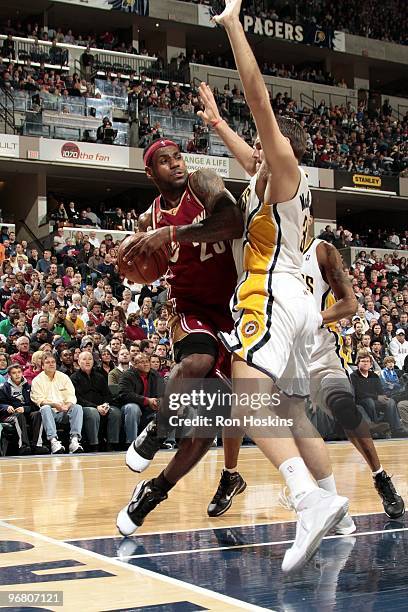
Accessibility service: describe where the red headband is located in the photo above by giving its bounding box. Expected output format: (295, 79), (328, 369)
(143, 139), (179, 167)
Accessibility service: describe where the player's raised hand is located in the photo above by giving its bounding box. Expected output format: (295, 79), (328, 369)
(212, 0), (242, 27)
(197, 83), (222, 126)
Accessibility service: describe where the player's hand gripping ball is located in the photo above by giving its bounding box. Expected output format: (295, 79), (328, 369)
(118, 233), (169, 284)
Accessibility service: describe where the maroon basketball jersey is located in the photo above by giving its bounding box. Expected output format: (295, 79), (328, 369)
(151, 174), (237, 312)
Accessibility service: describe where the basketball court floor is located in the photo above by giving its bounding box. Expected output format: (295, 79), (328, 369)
(0, 442), (407, 611)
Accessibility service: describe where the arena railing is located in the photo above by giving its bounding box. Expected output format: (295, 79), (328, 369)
(0, 34), (157, 79)
(311, 88), (358, 109)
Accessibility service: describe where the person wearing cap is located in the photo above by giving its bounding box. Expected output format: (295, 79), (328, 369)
(4, 288), (26, 314)
(389, 329), (408, 370)
(51, 306), (74, 342)
(0, 308), (20, 338)
(395, 294), (405, 315)
(68, 308), (86, 334)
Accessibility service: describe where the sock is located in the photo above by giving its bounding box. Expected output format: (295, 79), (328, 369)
(224, 466), (237, 474)
(372, 465), (384, 477)
(152, 471), (175, 494)
(279, 457), (317, 507)
(317, 473), (337, 494)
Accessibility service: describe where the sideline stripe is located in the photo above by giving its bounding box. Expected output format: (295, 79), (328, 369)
(67, 511), (397, 542)
(113, 525), (408, 560)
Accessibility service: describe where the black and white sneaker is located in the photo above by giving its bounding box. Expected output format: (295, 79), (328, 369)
(207, 470), (247, 517)
(116, 480), (168, 536)
(126, 419), (166, 473)
(374, 471), (405, 519)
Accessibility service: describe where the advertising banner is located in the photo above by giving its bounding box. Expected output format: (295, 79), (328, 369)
(39, 139), (130, 168)
(243, 16), (333, 48)
(182, 153), (230, 178)
(334, 171), (398, 194)
(52, 0), (111, 8)
(0, 134), (19, 158)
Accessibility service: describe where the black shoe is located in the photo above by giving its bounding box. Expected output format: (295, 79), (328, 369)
(19, 444), (32, 456)
(116, 479), (168, 536)
(207, 470), (247, 517)
(31, 445), (50, 455)
(374, 471), (405, 519)
(126, 419), (166, 472)
(391, 428), (408, 438)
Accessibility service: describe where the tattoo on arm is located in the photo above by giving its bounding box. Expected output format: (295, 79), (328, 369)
(189, 169), (227, 214)
(323, 243), (354, 301)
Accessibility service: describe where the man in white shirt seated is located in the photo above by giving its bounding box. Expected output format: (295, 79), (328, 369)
(30, 353), (84, 454)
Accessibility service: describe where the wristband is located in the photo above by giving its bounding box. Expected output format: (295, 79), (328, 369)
(210, 118), (224, 129)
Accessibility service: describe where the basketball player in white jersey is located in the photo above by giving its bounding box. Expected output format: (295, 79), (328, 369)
(198, 80), (405, 521)
(211, 0), (348, 572)
(302, 226), (405, 518)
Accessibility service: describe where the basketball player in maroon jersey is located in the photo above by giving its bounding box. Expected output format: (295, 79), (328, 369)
(117, 138), (246, 535)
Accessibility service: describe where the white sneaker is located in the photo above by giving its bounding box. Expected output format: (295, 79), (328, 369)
(279, 486), (355, 535)
(69, 436), (83, 454)
(51, 438), (65, 454)
(335, 513), (356, 535)
(126, 439), (151, 473)
(281, 488), (349, 573)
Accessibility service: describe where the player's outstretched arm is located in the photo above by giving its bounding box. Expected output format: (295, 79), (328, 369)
(127, 169), (244, 256)
(198, 82), (256, 176)
(318, 242), (358, 325)
(214, 1), (299, 193)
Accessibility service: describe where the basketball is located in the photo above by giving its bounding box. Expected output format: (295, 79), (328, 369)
(118, 233), (169, 284)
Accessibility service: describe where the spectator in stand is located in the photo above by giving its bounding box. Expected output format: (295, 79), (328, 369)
(117, 352), (164, 445)
(350, 351), (407, 437)
(36, 249), (52, 274)
(4, 288), (26, 314)
(23, 350), (44, 384)
(381, 356), (402, 397)
(71, 351), (122, 451)
(30, 353), (84, 454)
(108, 347), (130, 387)
(124, 313), (146, 342)
(0, 365), (35, 455)
(389, 329), (408, 369)
(1, 34), (15, 60)
(11, 336), (32, 368)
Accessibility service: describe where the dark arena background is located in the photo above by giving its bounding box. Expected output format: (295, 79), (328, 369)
(0, 0), (407, 609)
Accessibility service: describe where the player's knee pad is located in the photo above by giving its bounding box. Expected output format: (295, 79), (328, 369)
(326, 391), (362, 430)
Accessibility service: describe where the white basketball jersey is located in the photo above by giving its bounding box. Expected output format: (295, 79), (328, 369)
(301, 237), (342, 360)
(233, 167), (312, 282)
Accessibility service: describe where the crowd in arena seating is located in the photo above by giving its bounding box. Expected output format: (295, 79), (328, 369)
(0, 47), (406, 175)
(181, 0), (408, 45)
(0, 14), (407, 176)
(135, 83), (408, 176)
(0, 20), (142, 55)
(0, 217), (407, 455)
(189, 48), (341, 87)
